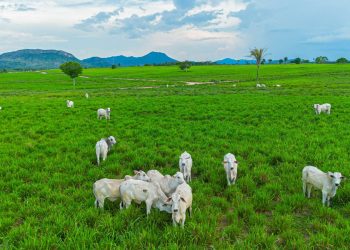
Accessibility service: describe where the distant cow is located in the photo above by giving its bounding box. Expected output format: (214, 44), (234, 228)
(314, 103), (331, 115)
(85, 93), (89, 99)
(223, 153), (238, 186)
(147, 170), (185, 196)
(167, 182), (193, 228)
(66, 100), (74, 108)
(96, 136), (117, 165)
(179, 151), (192, 182)
(97, 108), (111, 120)
(302, 166), (344, 206)
(93, 170), (150, 209)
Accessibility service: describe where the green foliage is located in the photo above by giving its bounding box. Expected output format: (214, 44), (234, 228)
(179, 61), (191, 71)
(315, 56), (329, 64)
(279, 59), (283, 64)
(336, 57), (349, 64)
(59, 61), (83, 86)
(111, 64), (117, 69)
(1, 64), (350, 248)
(292, 58), (302, 64)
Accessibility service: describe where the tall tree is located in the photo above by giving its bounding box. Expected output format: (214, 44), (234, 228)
(315, 56), (328, 64)
(336, 57), (348, 64)
(179, 61), (191, 72)
(60, 62), (83, 86)
(284, 57), (288, 64)
(249, 48), (267, 84)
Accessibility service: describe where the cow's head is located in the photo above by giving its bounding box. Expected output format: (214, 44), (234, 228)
(328, 172), (344, 187)
(134, 170), (150, 182)
(173, 172), (185, 184)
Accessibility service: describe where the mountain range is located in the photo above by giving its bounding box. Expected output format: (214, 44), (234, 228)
(0, 49), (263, 70)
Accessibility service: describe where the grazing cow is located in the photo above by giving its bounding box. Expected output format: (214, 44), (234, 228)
(223, 153), (238, 186)
(85, 93), (89, 99)
(256, 84), (261, 88)
(93, 170), (150, 209)
(302, 166), (344, 206)
(119, 179), (169, 216)
(66, 100), (74, 108)
(314, 103), (331, 115)
(147, 170), (185, 196)
(179, 151), (192, 182)
(167, 183), (193, 228)
(96, 136), (117, 165)
(97, 108), (111, 120)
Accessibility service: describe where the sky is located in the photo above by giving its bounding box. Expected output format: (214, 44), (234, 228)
(0, 0), (349, 61)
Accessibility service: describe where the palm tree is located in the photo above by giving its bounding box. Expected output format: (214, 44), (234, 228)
(249, 48), (267, 84)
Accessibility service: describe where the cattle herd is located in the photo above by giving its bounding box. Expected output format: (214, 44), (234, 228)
(64, 95), (343, 228)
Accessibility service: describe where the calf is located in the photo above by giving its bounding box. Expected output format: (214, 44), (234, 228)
(97, 108), (111, 120)
(223, 153), (238, 186)
(302, 166), (344, 206)
(147, 170), (185, 196)
(314, 103), (331, 115)
(119, 179), (169, 216)
(96, 136), (117, 165)
(167, 183), (193, 228)
(93, 170), (150, 209)
(179, 151), (192, 182)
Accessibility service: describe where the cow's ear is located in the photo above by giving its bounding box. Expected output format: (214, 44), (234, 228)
(134, 170), (139, 175)
(341, 176), (346, 180)
(166, 197), (172, 202)
(180, 197), (186, 203)
(328, 172), (335, 178)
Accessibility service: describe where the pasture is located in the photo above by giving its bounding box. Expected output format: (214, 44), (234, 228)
(1, 64), (350, 249)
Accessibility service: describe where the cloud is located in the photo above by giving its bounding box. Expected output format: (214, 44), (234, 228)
(0, 3), (36, 12)
(75, 0), (247, 39)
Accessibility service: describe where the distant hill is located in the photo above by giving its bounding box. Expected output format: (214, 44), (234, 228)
(82, 52), (178, 67)
(215, 58), (256, 65)
(215, 58), (287, 65)
(0, 49), (79, 70)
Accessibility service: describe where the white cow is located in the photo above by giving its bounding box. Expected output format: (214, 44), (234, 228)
(223, 153), (238, 186)
(314, 103), (331, 115)
(96, 136), (117, 165)
(93, 170), (150, 209)
(97, 108), (111, 120)
(302, 166), (344, 206)
(85, 93), (89, 99)
(119, 179), (169, 216)
(66, 100), (74, 108)
(256, 83), (266, 88)
(167, 182), (193, 228)
(179, 151), (192, 182)
(147, 170), (185, 196)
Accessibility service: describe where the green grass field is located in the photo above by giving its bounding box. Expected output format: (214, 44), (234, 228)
(1, 64), (350, 249)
